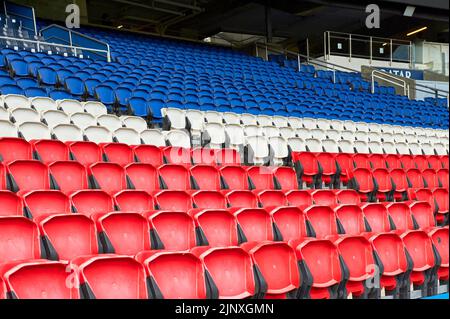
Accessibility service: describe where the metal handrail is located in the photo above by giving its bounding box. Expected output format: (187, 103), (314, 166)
(371, 69), (409, 97)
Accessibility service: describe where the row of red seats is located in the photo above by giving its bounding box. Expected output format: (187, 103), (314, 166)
(0, 228), (447, 299)
(0, 137), (241, 167)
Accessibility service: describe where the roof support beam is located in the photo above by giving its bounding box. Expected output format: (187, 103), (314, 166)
(111, 0), (185, 16)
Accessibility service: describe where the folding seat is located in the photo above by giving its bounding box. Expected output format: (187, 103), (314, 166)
(222, 112), (241, 125)
(30, 139), (69, 164)
(0, 107), (8, 121)
(158, 164), (191, 190)
(0, 216), (40, 263)
(22, 190), (71, 220)
(193, 247), (261, 299)
(140, 129), (166, 147)
(372, 168), (395, 201)
(7, 160), (50, 193)
(353, 153), (372, 169)
(286, 137), (306, 153)
(232, 207), (276, 242)
(136, 251), (207, 299)
(393, 133), (407, 144)
(220, 165), (249, 191)
(70, 190), (114, 217)
(289, 239), (346, 299)
(434, 143), (448, 156)
(312, 190), (338, 208)
(343, 120), (356, 132)
(433, 189), (449, 224)
(214, 148), (241, 166)
(441, 155), (449, 169)
(0, 137), (32, 163)
(113, 189), (153, 212)
(257, 190), (288, 208)
(273, 116), (289, 128)
(305, 205), (341, 239)
(41, 110), (70, 129)
(368, 141), (384, 154)
(288, 117), (302, 129)
(123, 162), (159, 193)
(154, 190), (193, 211)
(354, 132), (369, 143)
(292, 152), (321, 189)
(385, 154), (402, 170)
(257, 115), (274, 127)
(191, 209), (240, 247)
(30, 97), (57, 114)
(302, 118), (317, 130)
(0, 120), (19, 139)
(120, 116), (148, 134)
(50, 123), (84, 143)
(162, 108), (187, 131)
(0, 260), (76, 299)
(165, 130), (191, 148)
(396, 142), (411, 155)
(147, 210), (196, 250)
(191, 191), (227, 210)
(349, 168), (376, 202)
(10, 108), (40, 126)
(224, 124), (246, 150)
(84, 126), (114, 144)
(296, 128), (312, 140)
(268, 206), (308, 242)
(247, 166), (277, 191)
(389, 169), (409, 201)
(310, 129), (327, 141)
(333, 153), (353, 186)
(336, 189), (361, 205)
(322, 139), (339, 154)
(70, 112), (96, 130)
(57, 99), (83, 116)
(18, 122), (51, 142)
(3, 95), (32, 111)
(305, 138), (323, 153)
(368, 131), (382, 142)
(421, 143), (436, 156)
(101, 143), (134, 166)
(369, 154), (387, 169)
(334, 204), (367, 236)
(330, 119), (345, 131)
(70, 255), (148, 299)
(244, 124), (263, 137)
(271, 167), (298, 191)
(204, 111), (223, 124)
(0, 190), (23, 216)
(386, 202), (416, 233)
(437, 169), (449, 189)
(422, 169), (440, 189)
(429, 227), (449, 291)
(337, 140), (355, 153)
(409, 142), (424, 156)
(413, 155), (430, 171)
(405, 168), (426, 189)
(262, 126), (280, 138)
(427, 155), (443, 170)
(83, 101), (108, 117)
(202, 123), (226, 149)
(97, 114), (123, 132)
(340, 131), (355, 142)
(225, 190), (258, 209)
(245, 136), (270, 166)
(188, 165), (221, 191)
(362, 203), (393, 233)
(382, 141), (398, 154)
(89, 162), (127, 195)
(354, 140), (370, 154)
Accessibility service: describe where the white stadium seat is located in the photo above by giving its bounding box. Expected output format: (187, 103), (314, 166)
(396, 142), (411, 155)
(288, 117), (303, 129)
(10, 108), (40, 125)
(354, 140), (370, 154)
(97, 114), (123, 132)
(296, 128), (312, 139)
(326, 129), (341, 141)
(52, 124), (84, 142)
(356, 122), (370, 133)
(338, 140), (354, 153)
(3, 94), (31, 110)
(225, 124), (246, 149)
(322, 139), (339, 153)
(0, 107), (9, 120)
(272, 116), (289, 128)
(245, 136), (270, 165)
(316, 119), (331, 130)
(121, 116), (148, 133)
(41, 110), (70, 129)
(310, 128), (327, 140)
(330, 120), (345, 131)
(83, 101), (108, 117)
(287, 137), (307, 152)
(19, 122), (51, 141)
(305, 138), (322, 153)
(262, 126), (280, 138)
(241, 113), (258, 126)
(354, 131), (369, 142)
(30, 97), (57, 113)
(0, 120), (18, 138)
(433, 143), (448, 156)
(368, 141), (384, 154)
(269, 136), (289, 166)
(166, 129), (191, 148)
(343, 120), (356, 132)
(163, 108), (186, 130)
(368, 132), (382, 142)
(204, 111), (223, 124)
(382, 141), (397, 154)
(84, 126), (114, 144)
(185, 110), (205, 137)
(368, 123), (382, 133)
(70, 112), (97, 130)
(203, 123), (226, 148)
(114, 128), (142, 145)
(244, 125), (263, 137)
(340, 131), (355, 142)
(302, 117), (317, 130)
(58, 99), (84, 115)
(257, 115), (274, 127)
(279, 127), (297, 139)
(381, 132), (395, 143)
(420, 143), (436, 156)
(222, 112), (241, 125)
(393, 133), (407, 143)
(140, 129), (166, 147)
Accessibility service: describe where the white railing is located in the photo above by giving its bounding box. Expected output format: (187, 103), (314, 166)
(0, 35), (111, 62)
(371, 70), (410, 98)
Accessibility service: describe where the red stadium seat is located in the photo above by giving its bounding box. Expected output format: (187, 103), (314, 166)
(192, 191), (227, 209)
(226, 190), (258, 208)
(335, 153), (354, 185)
(414, 188), (434, 207)
(437, 169), (449, 189)
(312, 190), (338, 208)
(389, 169), (409, 201)
(386, 202), (416, 233)
(158, 164), (191, 190)
(136, 251), (207, 299)
(372, 168), (394, 201)
(192, 209), (240, 247)
(0, 138), (32, 163)
(220, 165), (249, 190)
(194, 247), (260, 299)
(243, 241), (300, 299)
(422, 169), (440, 189)
(440, 155), (449, 169)
(233, 208), (275, 242)
(427, 155), (443, 170)
(7, 160), (50, 193)
(414, 155), (431, 171)
(293, 152), (321, 188)
(31, 140), (70, 164)
(433, 188), (449, 224)
(362, 203), (393, 233)
(370, 233), (410, 298)
(290, 239), (345, 299)
(305, 205), (340, 239)
(133, 145), (164, 167)
(353, 154), (372, 169)
(147, 211), (196, 250)
(257, 190), (288, 208)
(162, 146), (191, 166)
(49, 161), (89, 195)
(316, 153), (338, 188)
(67, 141), (102, 166)
(269, 206), (308, 241)
(335, 236), (376, 298)
(384, 154), (402, 170)
(38, 214), (98, 261)
(70, 255), (148, 299)
(22, 190), (71, 219)
(101, 143), (134, 166)
(0, 163), (6, 190)
(247, 166), (276, 190)
(0, 191), (23, 216)
(273, 166), (300, 191)
(400, 155), (417, 170)
(215, 148), (241, 165)
(369, 154), (388, 169)
(350, 168), (376, 202)
(89, 162), (127, 195)
(429, 227), (449, 284)
(285, 190), (313, 210)
(113, 190), (154, 212)
(409, 201), (437, 231)
(0, 216), (40, 263)
(190, 165), (222, 190)
(70, 190), (114, 217)
(1, 261), (76, 299)
(191, 148), (216, 165)
(336, 189), (361, 205)
(93, 212), (151, 255)
(335, 205), (367, 236)
(125, 163), (159, 193)
(154, 190), (193, 211)
(406, 169), (426, 189)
